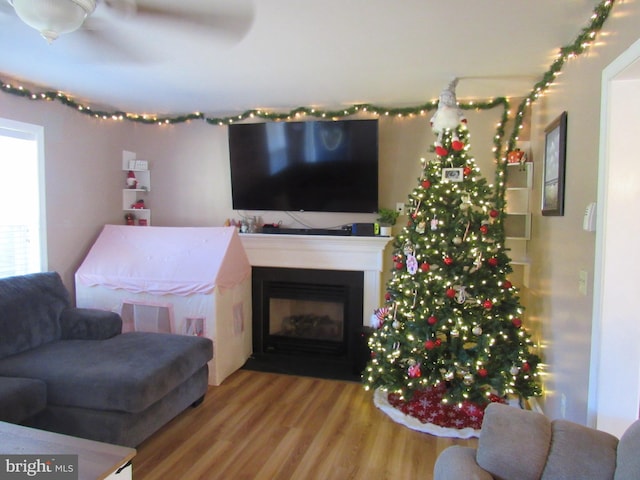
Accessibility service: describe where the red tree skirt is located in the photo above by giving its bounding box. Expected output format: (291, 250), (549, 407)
(374, 383), (505, 438)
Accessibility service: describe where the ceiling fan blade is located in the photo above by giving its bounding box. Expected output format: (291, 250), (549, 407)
(107, 0), (254, 43)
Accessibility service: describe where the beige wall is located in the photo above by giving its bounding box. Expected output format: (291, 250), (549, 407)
(526, 1), (640, 425)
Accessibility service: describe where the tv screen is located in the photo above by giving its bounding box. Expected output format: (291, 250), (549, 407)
(228, 119), (378, 213)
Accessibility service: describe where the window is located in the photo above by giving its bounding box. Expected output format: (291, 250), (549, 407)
(0, 118), (46, 278)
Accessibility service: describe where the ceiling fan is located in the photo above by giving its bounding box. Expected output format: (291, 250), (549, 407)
(6, 0), (253, 44)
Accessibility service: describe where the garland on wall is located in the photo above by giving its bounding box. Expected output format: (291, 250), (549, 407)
(0, 0), (615, 196)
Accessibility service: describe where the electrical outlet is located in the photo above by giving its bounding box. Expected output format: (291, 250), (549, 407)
(396, 202), (405, 214)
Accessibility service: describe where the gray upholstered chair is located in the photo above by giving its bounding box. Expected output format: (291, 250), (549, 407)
(434, 402), (640, 480)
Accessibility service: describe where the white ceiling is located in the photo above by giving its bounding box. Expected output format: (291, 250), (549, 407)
(0, 0), (602, 117)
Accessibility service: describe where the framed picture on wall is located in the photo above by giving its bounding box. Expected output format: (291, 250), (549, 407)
(542, 111), (568, 216)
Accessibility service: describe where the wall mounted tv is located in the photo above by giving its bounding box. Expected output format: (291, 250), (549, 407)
(228, 119), (378, 213)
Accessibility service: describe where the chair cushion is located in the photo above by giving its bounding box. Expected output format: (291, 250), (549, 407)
(0, 332), (212, 413)
(542, 419), (618, 480)
(434, 446), (494, 480)
(0, 376), (47, 423)
(476, 403), (552, 480)
(614, 420), (640, 480)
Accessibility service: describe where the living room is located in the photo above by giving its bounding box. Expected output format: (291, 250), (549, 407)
(1, 1), (640, 478)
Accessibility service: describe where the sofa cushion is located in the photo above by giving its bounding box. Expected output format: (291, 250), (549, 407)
(476, 403), (552, 480)
(614, 420), (640, 480)
(0, 272), (69, 359)
(0, 332), (213, 413)
(541, 419), (618, 480)
(0, 376), (47, 424)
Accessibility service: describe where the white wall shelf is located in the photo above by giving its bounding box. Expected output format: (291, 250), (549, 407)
(504, 153), (533, 287)
(122, 151), (151, 226)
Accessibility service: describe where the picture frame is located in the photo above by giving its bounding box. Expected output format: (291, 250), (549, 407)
(541, 111), (567, 216)
(442, 167), (463, 182)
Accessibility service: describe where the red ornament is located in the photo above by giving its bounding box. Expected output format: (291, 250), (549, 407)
(489, 209), (499, 218)
(420, 262), (430, 272)
(385, 292), (391, 301)
(428, 315), (438, 325)
(435, 338), (442, 347)
(483, 299), (493, 310)
(463, 166), (472, 176)
(487, 257), (499, 267)
(443, 256), (454, 266)
(435, 145), (448, 157)
(446, 288), (456, 298)
(422, 179), (431, 189)
(512, 317), (522, 328)
(477, 368), (488, 378)
(395, 262), (404, 270)
(522, 362), (531, 373)
(452, 140), (464, 151)
(502, 280), (513, 290)
(424, 340), (435, 350)
(479, 225), (489, 235)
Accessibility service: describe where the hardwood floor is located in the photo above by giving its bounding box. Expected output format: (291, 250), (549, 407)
(133, 370), (477, 480)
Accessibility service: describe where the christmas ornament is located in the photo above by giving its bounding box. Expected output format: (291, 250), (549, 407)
(453, 236), (462, 245)
(406, 254), (418, 275)
(463, 166), (472, 176)
(510, 366), (520, 376)
(512, 317), (522, 328)
(424, 340), (436, 350)
(430, 78), (466, 156)
(428, 315), (438, 325)
(455, 286), (468, 304)
(487, 257), (499, 267)
(420, 262), (430, 272)
(479, 225), (489, 235)
(371, 307), (389, 329)
(443, 256), (454, 266)
(431, 218), (439, 230)
(416, 221), (426, 234)
(483, 299), (493, 310)
(489, 209), (499, 218)
(472, 326), (483, 335)
(463, 373), (474, 385)
(422, 179), (431, 189)
(408, 363), (421, 378)
(477, 368), (488, 378)
(502, 280), (513, 290)
(446, 288), (456, 298)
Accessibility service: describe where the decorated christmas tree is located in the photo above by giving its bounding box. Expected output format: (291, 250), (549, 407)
(363, 79), (541, 433)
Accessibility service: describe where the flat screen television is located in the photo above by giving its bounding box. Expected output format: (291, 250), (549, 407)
(228, 119), (378, 213)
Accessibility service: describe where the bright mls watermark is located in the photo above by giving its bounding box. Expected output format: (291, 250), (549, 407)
(0, 455), (78, 480)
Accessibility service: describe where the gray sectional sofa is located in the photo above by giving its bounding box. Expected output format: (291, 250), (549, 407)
(0, 272), (213, 447)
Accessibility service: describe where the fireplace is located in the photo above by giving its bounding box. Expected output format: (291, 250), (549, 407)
(251, 266), (368, 379)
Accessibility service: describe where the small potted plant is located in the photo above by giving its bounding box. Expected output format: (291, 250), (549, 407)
(377, 207), (400, 236)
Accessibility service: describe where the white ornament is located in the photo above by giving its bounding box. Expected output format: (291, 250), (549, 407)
(472, 326), (483, 336)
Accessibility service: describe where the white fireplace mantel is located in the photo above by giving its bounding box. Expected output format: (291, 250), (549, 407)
(239, 233), (393, 325)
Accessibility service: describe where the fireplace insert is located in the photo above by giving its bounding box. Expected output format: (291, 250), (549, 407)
(250, 267), (367, 379)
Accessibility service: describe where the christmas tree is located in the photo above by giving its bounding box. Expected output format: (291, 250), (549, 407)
(363, 79), (541, 432)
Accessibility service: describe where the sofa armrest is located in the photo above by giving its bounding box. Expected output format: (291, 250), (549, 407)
(60, 308), (122, 340)
(434, 446), (494, 480)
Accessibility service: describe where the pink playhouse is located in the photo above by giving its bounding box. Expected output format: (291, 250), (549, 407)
(75, 225), (252, 385)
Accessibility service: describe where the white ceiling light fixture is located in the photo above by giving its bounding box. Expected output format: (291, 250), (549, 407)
(9, 0), (96, 43)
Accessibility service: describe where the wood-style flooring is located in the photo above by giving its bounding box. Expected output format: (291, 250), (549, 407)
(133, 369), (477, 480)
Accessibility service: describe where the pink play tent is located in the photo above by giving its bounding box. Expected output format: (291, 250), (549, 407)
(75, 225), (252, 385)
